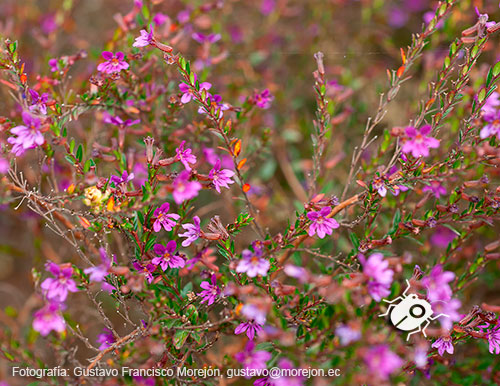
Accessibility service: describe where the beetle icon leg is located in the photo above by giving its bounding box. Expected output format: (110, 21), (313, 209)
(379, 304), (396, 317)
(406, 323), (423, 341)
(401, 279), (411, 296)
(430, 313), (449, 321)
(420, 320), (431, 338)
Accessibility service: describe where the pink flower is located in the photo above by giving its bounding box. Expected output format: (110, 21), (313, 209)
(84, 247), (114, 292)
(133, 29), (153, 48)
(132, 260), (156, 283)
(486, 323), (500, 354)
(179, 78), (211, 104)
(103, 112), (140, 127)
(175, 140), (197, 171)
(97, 51), (129, 74)
(422, 180), (446, 198)
(236, 248), (270, 277)
(153, 202), (180, 232)
(8, 112), (44, 156)
(28, 89), (49, 115)
(235, 341), (271, 372)
(179, 216), (201, 247)
(153, 13), (169, 26)
(172, 171), (202, 204)
(192, 32), (221, 44)
(359, 253), (394, 302)
(401, 125), (440, 158)
(421, 265), (454, 302)
(480, 109), (500, 139)
(48, 58), (58, 72)
(431, 297), (461, 331)
(0, 157), (9, 174)
(432, 336), (454, 356)
(198, 274), (220, 305)
(430, 226), (457, 248)
(32, 303), (65, 336)
(306, 206), (339, 239)
(235, 320), (263, 340)
(363, 345), (403, 380)
(96, 328), (115, 350)
(253, 89), (274, 109)
(481, 91), (500, 114)
(152, 241), (185, 270)
(41, 262), (78, 303)
(335, 324), (361, 346)
(209, 159), (235, 193)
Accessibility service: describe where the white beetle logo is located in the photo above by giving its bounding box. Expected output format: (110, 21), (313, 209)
(379, 280), (449, 341)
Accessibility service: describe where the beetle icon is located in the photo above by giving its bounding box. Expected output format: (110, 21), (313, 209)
(379, 280), (449, 341)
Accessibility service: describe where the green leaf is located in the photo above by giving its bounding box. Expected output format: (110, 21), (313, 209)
(173, 330), (189, 349)
(493, 61), (500, 77)
(76, 144), (83, 162)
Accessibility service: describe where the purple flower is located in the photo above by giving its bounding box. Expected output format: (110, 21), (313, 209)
(133, 29), (154, 47)
(235, 320), (263, 340)
(198, 94), (230, 117)
(241, 304), (267, 325)
(96, 328), (115, 350)
(430, 226), (457, 248)
(359, 253), (394, 302)
(153, 202), (180, 232)
(152, 241), (185, 270)
(192, 32), (221, 44)
(363, 345), (403, 380)
(260, 0), (276, 15)
(84, 248), (114, 292)
(401, 125), (440, 158)
(48, 58), (58, 72)
(179, 78), (211, 104)
(110, 170), (135, 186)
(41, 262), (78, 303)
(177, 9), (191, 24)
(153, 13), (169, 26)
(335, 324), (361, 346)
(202, 147), (233, 168)
(97, 51), (129, 74)
(29, 89), (49, 115)
(0, 157), (9, 174)
(132, 163), (148, 188)
(208, 159), (235, 193)
(421, 265), (454, 302)
(198, 274), (220, 305)
(253, 89), (274, 109)
(482, 91), (500, 114)
(236, 248), (270, 277)
(32, 303), (65, 336)
(486, 323), (500, 354)
(431, 297), (461, 331)
(235, 341), (271, 372)
(179, 216), (201, 247)
(273, 359), (304, 386)
(175, 140), (197, 171)
(172, 170), (202, 204)
(306, 206), (339, 239)
(132, 260), (157, 283)
(422, 180), (446, 198)
(8, 112), (44, 156)
(103, 112), (140, 127)
(432, 336), (454, 356)
(480, 109), (500, 139)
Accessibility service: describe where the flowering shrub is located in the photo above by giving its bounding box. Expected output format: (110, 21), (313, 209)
(1, 0), (500, 385)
